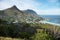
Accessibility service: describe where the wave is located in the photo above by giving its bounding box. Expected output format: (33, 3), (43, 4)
(39, 21), (60, 26)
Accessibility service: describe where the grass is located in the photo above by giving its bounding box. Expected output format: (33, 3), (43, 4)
(39, 23), (60, 39)
(0, 20), (60, 40)
(0, 37), (24, 40)
(33, 29), (53, 40)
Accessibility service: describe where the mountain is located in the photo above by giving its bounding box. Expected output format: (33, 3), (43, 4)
(23, 9), (37, 15)
(0, 5), (43, 23)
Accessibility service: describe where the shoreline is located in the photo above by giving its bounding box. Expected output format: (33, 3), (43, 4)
(39, 21), (60, 26)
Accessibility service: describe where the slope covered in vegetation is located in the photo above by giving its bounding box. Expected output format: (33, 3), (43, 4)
(0, 6), (60, 40)
(0, 19), (60, 40)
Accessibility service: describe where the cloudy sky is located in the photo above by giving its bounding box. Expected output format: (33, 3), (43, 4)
(0, 0), (60, 15)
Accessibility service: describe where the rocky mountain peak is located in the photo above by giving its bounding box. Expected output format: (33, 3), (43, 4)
(10, 5), (19, 10)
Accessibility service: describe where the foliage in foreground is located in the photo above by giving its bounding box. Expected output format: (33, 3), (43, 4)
(0, 19), (57, 40)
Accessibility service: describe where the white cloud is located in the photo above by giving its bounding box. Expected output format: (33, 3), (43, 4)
(0, 0), (41, 10)
(36, 9), (60, 15)
(0, 0), (13, 10)
(0, 0), (60, 15)
(11, 0), (42, 10)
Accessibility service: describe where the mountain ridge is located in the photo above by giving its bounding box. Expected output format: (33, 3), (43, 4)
(0, 5), (43, 23)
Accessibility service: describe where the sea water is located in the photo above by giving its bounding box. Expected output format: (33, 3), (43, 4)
(40, 15), (60, 26)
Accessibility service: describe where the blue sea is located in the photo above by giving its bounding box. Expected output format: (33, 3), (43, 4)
(40, 15), (60, 24)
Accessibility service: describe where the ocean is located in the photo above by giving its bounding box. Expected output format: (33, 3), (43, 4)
(40, 15), (60, 25)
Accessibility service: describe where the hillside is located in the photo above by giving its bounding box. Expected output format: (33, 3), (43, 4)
(0, 5), (43, 23)
(0, 5), (60, 40)
(0, 19), (60, 40)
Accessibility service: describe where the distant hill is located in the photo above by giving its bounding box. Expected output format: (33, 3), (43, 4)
(0, 5), (43, 23)
(23, 9), (37, 15)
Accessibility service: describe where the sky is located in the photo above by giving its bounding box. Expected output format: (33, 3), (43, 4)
(0, 0), (60, 15)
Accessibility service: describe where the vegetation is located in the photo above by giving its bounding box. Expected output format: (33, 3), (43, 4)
(0, 6), (43, 23)
(0, 5), (60, 40)
(0, 19), (60, 40)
